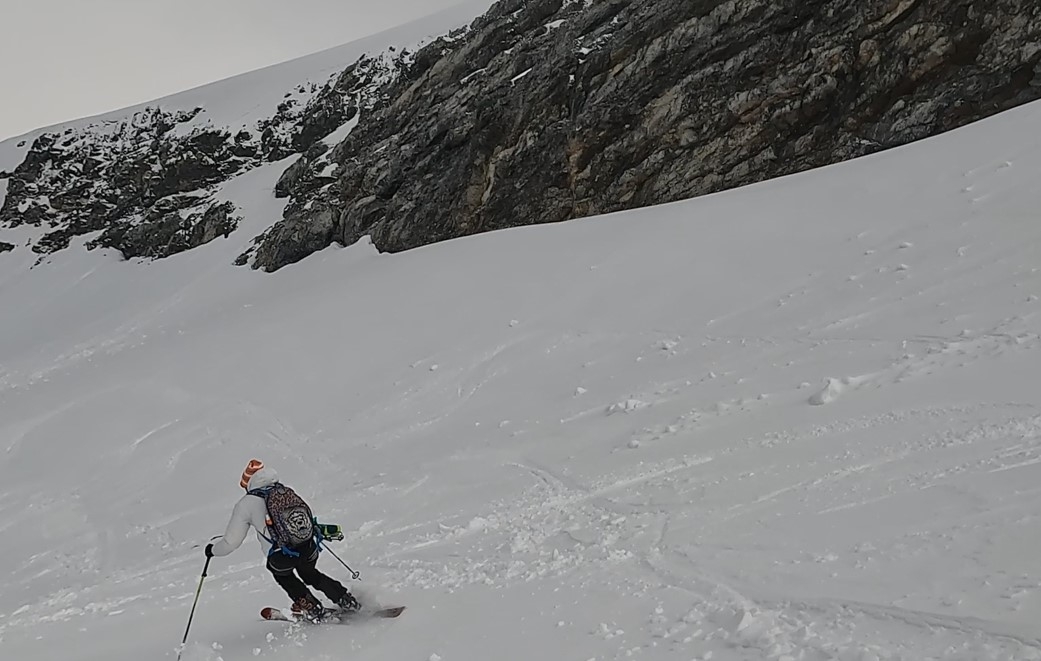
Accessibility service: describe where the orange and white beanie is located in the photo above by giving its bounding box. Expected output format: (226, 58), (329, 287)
(240, 459), (264, 490)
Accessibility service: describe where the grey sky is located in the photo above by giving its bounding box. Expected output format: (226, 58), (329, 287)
(0, 0), (467, 141)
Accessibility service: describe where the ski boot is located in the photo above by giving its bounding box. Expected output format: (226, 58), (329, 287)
(336, 591), (361, 613)
(291, 594), (326, 622)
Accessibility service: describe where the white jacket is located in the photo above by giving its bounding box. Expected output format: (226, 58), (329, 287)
(210, 467), (278, 557)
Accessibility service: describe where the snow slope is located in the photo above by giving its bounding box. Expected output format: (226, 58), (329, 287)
(2, 89), (1041, 661)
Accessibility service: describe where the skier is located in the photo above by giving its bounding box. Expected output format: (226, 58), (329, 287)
(205, 459), (360, 620)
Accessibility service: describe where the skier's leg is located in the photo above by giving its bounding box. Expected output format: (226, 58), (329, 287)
(294, 541), (354, 606)
(298, 562), (349, 600)
(267, 552), (321, 615)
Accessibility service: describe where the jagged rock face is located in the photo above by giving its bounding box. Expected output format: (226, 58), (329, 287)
(87, 200), (239, 260)
(0, 107), (246, 256)
(251, 0), (1041, 271)
(0, 52), (401, 263)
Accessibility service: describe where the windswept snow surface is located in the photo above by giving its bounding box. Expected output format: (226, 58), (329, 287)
(2, 98), (1041, 660)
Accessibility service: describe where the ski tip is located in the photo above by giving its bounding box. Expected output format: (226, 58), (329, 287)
(260, 607), (278, 620)
(376, 605), (406, 618)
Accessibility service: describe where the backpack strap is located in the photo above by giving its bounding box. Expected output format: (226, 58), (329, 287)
(247, 485), (302, 557)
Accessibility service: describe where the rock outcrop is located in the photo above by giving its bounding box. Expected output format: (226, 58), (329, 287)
(248, 0), (1041, 271)
(1, 107), (244, 257)
(0, 51), (408, 262)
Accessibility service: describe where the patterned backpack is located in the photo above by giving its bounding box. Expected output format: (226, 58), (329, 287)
(249, 482), (316, 552)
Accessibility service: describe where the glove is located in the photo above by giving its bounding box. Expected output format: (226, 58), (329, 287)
(205, 543), (215, 558)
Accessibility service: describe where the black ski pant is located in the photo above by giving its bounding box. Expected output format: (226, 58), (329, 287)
(266, 539), (347, 604)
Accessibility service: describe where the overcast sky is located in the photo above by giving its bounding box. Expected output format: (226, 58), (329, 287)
(0, 0), (467, 141)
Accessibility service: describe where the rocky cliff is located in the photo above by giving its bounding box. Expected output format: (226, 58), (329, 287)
(0, 50), (413, 261)
(2, 0), (1039, 270)
(249, 0), (1040, 271)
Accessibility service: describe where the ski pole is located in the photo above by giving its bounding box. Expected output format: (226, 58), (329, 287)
(320, 541), (361, 580)
(177, 555), (211, 661)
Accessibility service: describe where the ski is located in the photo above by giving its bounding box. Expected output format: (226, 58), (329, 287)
(261, 605), (405, 623)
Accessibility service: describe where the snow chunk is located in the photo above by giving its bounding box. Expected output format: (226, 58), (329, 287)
(606, 399), (648, 415)
(808, 377), (847, 405)
(467, 516), (491, 532)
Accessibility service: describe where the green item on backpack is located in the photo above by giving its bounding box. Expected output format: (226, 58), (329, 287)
(316, 522), (344, 541)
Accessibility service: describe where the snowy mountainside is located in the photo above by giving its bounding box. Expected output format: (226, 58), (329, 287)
(0, 0), (496, 263)
(2, 85), (1041, 661)
(3, 0), (1038, 274)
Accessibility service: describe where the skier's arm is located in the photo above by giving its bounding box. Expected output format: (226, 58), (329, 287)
(209, 498), (252, 557)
